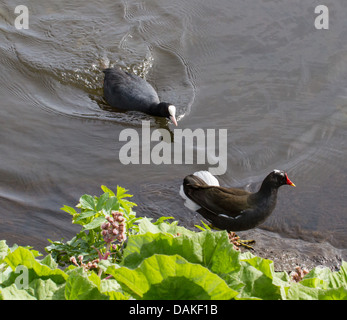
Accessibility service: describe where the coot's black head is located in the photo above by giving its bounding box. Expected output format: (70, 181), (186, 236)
(264, 169), (296, 189)
(157, 102), (177, 126)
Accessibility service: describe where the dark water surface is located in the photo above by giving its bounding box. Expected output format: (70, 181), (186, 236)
(0, 0), (346, 256)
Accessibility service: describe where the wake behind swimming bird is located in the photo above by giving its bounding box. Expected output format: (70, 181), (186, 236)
(103, 68), (177, 125)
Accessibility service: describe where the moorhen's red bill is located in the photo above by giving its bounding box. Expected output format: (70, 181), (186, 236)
(180, 170), (295, 231)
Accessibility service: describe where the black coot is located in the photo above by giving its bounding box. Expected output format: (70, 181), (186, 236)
(103, 68), (177, 126)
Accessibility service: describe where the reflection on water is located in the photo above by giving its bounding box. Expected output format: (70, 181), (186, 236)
(0, 0), (346, 253)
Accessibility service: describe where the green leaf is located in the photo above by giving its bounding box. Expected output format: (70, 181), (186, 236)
(64, 270), (108, 300)
(27, 278), (64, 300)
(318, 286), (347, 300)
(0, 265), (13, 285)
(301, 266), (331, 289)
(4, 247), (67, 284)
(100, 279), (129, 300)
(0, 240), (9, 261)
(287, 283), (347, 300)
(116, 186), (137, 213)
(79, 195), (96, 211)
(327, 261), (347, 289)
(137, 218), (194, 236)
(60, 205), (77, 215)
(122, 229), (241, 275)
(104, 291), (129, 300)
(286, 283), (320, 300)
(104, 197), (120, 214)
(153, 216), (174, 225)
(83, 216), (106, 230)
(96, 192), (109, 212)
(107, 254), (238, 300)
(116, 186), (133, 199)
(236, 256), (290, 300)
(40, 254), (58, 269)
(300, 262), (347, 290)
(0, 284), (37, 300)
(101, 185), (115, 197)
(75, 210), (98, 222)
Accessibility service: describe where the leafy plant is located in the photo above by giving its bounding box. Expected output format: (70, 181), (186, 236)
(1, 185), (347, 300)
(45, 185), (138, 266)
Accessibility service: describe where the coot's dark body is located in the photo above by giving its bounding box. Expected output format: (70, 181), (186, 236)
(103, 68), (177, 124)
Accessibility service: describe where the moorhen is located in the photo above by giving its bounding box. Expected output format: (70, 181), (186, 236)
(103, 68), (177, 126)
(180, 170), (295, 231)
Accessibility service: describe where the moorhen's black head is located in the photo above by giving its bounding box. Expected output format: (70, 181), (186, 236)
(263, 169), (296, 189)
(157, 102), (177, 126)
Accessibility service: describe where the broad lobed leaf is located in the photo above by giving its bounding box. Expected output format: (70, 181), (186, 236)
(107, 254), (238, 300)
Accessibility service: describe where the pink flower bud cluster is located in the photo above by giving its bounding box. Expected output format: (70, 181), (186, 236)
(228, 232), (240, 251)
(291, 266), (309, 282)
(101, 211), (127, 243)
(70, 255), (99, 271)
